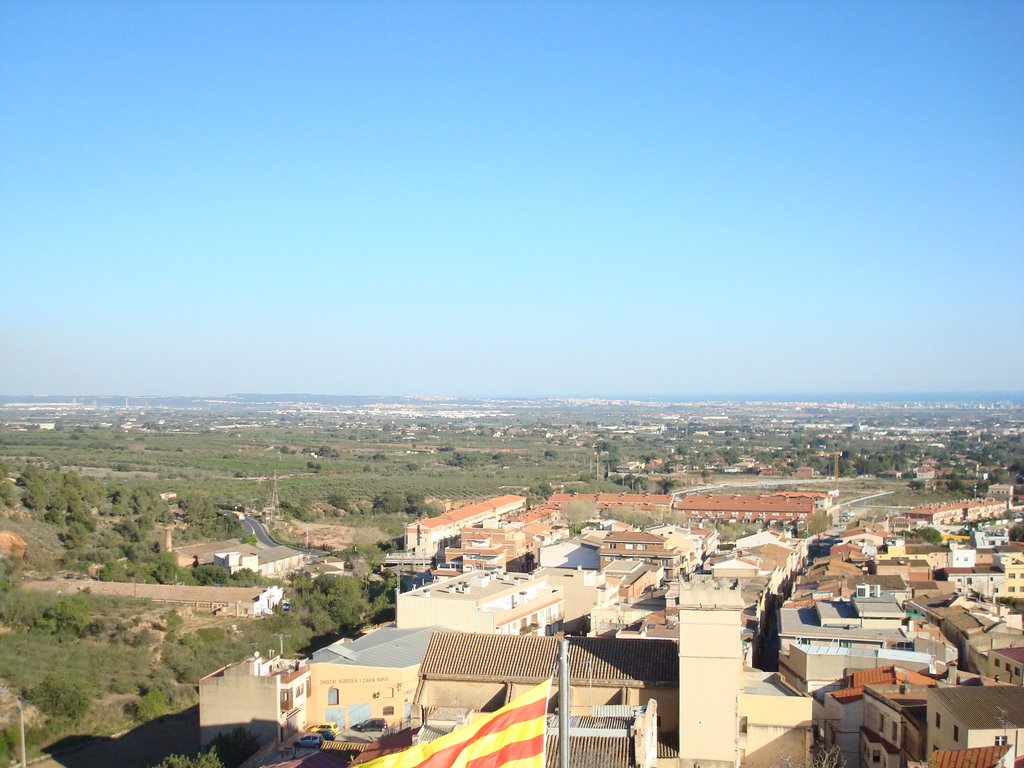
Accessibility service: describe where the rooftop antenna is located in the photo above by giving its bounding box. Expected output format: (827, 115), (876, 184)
(273, 633), (290, 657)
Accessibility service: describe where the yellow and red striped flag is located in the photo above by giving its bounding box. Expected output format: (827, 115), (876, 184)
(359, 680), (551, 768)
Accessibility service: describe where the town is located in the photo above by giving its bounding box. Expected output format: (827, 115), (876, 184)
(4, 2), (1020, 766)
(1, 396), (1023, 768)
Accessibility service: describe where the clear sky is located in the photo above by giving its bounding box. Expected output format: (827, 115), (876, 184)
(2, 2), (1021, 397)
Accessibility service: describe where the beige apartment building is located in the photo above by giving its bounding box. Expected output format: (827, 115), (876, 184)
(414, 630), (681, 737)
(307, 626), (436, 728)
(404, 495), (526, 556)
(442, 524), (530, 573)
(928, 686), (1024, 754)
(907, 498), (1006, 527)
(534, 566), (614, 634)
(678, 577), (812, 768)
(600, 530), (685, 582)
(199, 653), (311, 747)
(396, 570), (563, 636)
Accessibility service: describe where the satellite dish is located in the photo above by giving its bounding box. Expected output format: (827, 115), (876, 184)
(254, 650), (261, 659)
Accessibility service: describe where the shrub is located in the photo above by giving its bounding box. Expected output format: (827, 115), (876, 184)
(31, 672), (92, 721)
(134, 689), (168, 722)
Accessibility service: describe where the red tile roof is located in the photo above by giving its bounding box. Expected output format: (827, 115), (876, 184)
(548, 493), (673, 506)
(831, 666), (937, 703)
(930, 746), (1010, 768)
(993, 646), (1024, 663)
(850, 665), (936, 688)
(830, 686), (865, 703)
(675, 494), (815, 515)
(602, 531), (666, 544)
(413, 495), (526, 529)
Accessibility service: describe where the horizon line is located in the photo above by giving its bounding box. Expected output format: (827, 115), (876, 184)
(2, 390), (1023, 403)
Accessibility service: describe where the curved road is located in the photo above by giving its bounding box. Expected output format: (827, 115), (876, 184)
(240, 515), (327, 556)
(241, 516), (282, 547)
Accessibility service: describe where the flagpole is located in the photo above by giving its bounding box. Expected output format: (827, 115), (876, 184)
(559, 638), (570, 768)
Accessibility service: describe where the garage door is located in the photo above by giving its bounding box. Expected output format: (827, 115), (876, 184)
(348, 702), (371, 727)
(325, 707), (346, 727)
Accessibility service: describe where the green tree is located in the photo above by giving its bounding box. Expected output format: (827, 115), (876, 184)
(561, 499), (595, 533)
(0, 478), (17, 508)
(189, 564), (231, 586)
(208, 727), (259, 768)
(807, 510), (832, 536)
(153, 553), (181, 585)
(31, 672), (92, 721)
(164, 610), (184, 633)
(35, 594), (92, 639)
(17, 468), (49, 512)
(151, 752), (224, 768)
(914, 527), (943, 545)
(134, 689), (168, 722)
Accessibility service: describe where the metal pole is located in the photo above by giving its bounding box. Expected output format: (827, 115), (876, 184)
(1, 688), (26, 768)
(559, 639), (570, 768)
(17, 696), (25, 768)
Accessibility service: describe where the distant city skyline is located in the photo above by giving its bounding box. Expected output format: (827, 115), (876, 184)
(2, 391), (1022, 405)
(2, 4), (1021, 396)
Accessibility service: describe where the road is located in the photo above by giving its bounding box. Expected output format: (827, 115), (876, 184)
(240, 515), (328, 556)
(838, 491), (895, 508)
(241, 515), (282, 547)
(672, 476), (853, 501)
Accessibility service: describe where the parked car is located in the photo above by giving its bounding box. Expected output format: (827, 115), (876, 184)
(352, 718), (388, 733)
(307, 722), (340, 737)
(295, 734), (324, 749)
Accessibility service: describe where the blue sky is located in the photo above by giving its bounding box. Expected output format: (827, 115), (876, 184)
(2, 2), (1021, 397)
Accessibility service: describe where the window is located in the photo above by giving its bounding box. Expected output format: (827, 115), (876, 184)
(328, 687), (339, 706)
(954, 725), (959, 742)
(996, 659), (1002, 668)
(872, 750), (880, 764)
(383, 706), (395, 716)
(996, 736), (1009, 746)
(935, 713), (941, 728)
(891, 721), (897, 740)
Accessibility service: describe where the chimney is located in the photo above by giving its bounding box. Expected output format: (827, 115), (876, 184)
(946, 661), (958, 683)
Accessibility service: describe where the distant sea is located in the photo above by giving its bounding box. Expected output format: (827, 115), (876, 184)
(596, 392), (1024, 404)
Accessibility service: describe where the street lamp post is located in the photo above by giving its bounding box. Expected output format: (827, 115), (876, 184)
(0, 686), (26, 768)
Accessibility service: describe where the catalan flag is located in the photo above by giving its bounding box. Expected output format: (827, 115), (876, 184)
(359, 680), (551, 768)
